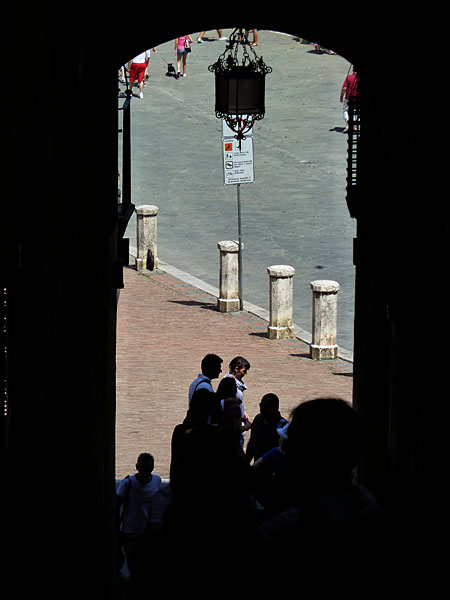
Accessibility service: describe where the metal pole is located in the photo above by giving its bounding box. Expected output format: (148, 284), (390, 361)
(237, 183), (243, 310)
(122, 90), (132, 211)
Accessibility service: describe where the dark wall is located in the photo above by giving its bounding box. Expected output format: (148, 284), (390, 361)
(3, 4), (448, 595)
(4, 4), (120, 595)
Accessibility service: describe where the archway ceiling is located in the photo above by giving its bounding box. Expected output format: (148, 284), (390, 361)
(114, 11), (369, 69)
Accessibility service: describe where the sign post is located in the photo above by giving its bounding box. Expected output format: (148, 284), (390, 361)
(222, 118), (255, 310)
(236, 182), (243, 310)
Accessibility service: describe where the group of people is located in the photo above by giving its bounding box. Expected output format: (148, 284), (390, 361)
(116, 351), (385, 594)
(174, 28), (257, 78)
(121, 49), (158, 99)
(121, 28), (261, 94)
(122, 33), (359, 140)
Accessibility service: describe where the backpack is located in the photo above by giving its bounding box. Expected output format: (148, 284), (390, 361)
(119, 475), (132, 524)
(116, 475), (132, 572)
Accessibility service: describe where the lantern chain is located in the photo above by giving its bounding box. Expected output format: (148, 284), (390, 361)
(208, 28), (272, 148)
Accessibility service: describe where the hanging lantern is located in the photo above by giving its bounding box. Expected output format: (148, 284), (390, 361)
(209, 28), (272, 146)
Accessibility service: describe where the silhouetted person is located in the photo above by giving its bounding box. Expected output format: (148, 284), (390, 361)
(129, 389), (250, 595)
(250, 420), (292, 518)
(170, 387), (220, 485)
(246, 393), (288, 464)
(188, 353), (223, 404)
(257, 398), (383, 588)
(216, 376), (251, 455)
(116, 453), (162, 573)
(128, 481), (172, 596)
(161, 390), (256, 590)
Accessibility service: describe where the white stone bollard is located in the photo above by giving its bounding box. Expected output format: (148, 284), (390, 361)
(267, 265), (295, 339)
(135, 205), (158, 270)
(217, 240), (241, 312)
(310, 280), (340, 359)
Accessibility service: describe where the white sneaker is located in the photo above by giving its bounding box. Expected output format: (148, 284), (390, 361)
(197, 37), (203, 43)
(139, 92), (144, 99)
(219, 37), (228, 41)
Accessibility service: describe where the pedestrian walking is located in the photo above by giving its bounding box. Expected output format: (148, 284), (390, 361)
(245, 29), (259, 46)
(174, 34), (194, 78)
(144, 47), (158, 82)
(197, 29), (227, 43)
(340, 65), (359, 132)
(128, 51), (148, 98)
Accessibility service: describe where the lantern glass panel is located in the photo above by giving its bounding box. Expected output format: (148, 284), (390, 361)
(215, 72), (265, 115)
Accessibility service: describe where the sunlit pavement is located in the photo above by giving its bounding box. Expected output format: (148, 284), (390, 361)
(116, 30), (355, 480)
(116, 261), (353, 479)
(118, 29), (355, 352)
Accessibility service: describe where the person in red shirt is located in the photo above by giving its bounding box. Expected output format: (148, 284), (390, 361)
(340, 66), (359, 132)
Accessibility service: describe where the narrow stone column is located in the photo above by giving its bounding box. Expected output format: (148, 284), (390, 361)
(135, 205), (158, 270)
(267, 265), (295, 339)
(310, 280), (340, 359)
(217, 240), (241, 312)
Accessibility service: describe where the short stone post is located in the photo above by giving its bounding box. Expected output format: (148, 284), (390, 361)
(310, 280), (340, 359)
(267, 265), (295, 339)
(217, 240), (241, 312)
(135, 205), (158, 271)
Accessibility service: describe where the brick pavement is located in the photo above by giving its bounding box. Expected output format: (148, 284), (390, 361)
(115, 262), (353, 479)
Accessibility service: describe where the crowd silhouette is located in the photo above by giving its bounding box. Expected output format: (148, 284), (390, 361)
(117, 354), (386, 596)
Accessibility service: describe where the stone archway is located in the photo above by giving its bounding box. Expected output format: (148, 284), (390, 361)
(115, 28), (357, 480)
(112, 12), (450, 574)
(4, 7), (447, 596)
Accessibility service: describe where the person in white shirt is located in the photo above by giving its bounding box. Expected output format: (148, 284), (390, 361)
(127, 51), (148, 98)
(116, 453), (162, 570)
(223, 355), (251, 419)
(223, 356), (251, 449)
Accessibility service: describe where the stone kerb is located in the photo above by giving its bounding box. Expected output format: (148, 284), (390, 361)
(217, 240), (241, 312)
(310, 279), (340, 360)
(267, 265), (295, 339)
(135, 205), (158, 271)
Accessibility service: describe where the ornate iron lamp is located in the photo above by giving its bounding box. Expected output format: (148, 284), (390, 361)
(209, 28), (272, 148)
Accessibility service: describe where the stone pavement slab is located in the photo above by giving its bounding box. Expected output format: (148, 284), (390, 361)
(115, 261), (353, 479)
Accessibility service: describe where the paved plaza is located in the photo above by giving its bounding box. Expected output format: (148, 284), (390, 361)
(116, 261), (353, 479)
(118, 28), (356, 352)
(116, 29), (356, 479)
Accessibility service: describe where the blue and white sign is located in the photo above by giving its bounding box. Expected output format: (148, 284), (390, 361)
(222, 117), (255, 185)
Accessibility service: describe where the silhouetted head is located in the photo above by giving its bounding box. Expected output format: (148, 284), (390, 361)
(186, 388), (217, 426)
(216, 376), (237, 400)
(135, 452), (155, 482)
(201, 353), (223, 380)
(285, 398), (363, 492)
(259, 393), (280, 419)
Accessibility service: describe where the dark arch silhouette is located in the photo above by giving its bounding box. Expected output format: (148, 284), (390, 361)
(3, 7), (447, 598)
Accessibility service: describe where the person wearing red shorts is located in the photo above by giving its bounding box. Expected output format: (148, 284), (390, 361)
(128, 51), (148, 98)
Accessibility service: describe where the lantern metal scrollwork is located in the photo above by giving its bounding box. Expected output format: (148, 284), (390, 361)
(209, 28), (272, 147)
